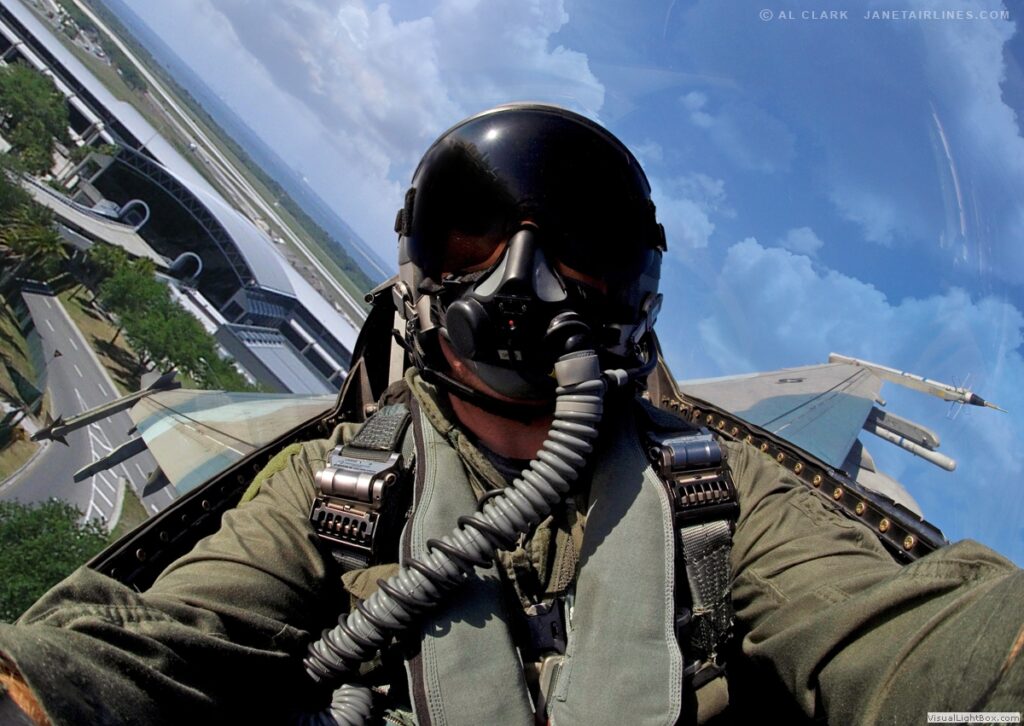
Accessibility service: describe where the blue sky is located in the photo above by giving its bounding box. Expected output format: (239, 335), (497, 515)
(112, 0), (1023, 563)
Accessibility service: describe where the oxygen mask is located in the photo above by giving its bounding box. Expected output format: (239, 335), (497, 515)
(439, 223), (600, 402)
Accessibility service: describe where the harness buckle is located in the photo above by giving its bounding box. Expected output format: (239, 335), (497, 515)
(647, 431), (739, 527)
(309, 449), (404, 556)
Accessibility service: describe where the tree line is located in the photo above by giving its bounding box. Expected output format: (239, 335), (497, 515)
(0, 64), (70, 293)
(0, 61), (253, 623)
(87, 246), (256, 391)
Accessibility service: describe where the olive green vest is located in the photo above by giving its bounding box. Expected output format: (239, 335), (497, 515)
(402, 399), (683, 725)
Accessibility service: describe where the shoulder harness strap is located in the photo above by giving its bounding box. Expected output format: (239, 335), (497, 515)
(308, 403), (414, 572)
(647, 426), (739, 688)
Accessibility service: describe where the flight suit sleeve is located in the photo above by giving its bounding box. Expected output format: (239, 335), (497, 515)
(0, 434), (348, 725)
(725, 441), (1024, 724)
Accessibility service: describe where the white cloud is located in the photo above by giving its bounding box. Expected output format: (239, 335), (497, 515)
(829, 185), (906, 246)
(909, 0), (1024, 282)
(655, 192), (714, 250)
(632, 139), (663, 165)
(822, 0), (1024, 274)
(777, 226), (824, 256)
(649, 172), (729, 250)
(677, 92), (795, 173)
(660, 237), (1024, 558)
(131, 0), (604, 264)
(912, 0), (1024, 178)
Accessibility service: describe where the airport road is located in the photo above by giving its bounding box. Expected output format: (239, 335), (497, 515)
(0, 292), (175, 526)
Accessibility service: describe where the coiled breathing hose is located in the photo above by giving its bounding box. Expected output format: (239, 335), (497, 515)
(299, 349), (622, 725)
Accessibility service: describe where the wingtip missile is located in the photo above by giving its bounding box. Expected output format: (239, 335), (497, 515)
(967, 393), (1007, 413)
(29, 372), (181, 444)
(829, 353), (1004, 413)
(30, 414), (67, 444)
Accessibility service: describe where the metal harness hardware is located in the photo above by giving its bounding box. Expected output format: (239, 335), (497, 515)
(309, 404), (412, 570)
(648, 429), (738, 685)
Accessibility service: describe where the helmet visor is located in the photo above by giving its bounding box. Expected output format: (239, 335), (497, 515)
(406, 106), (662, 283)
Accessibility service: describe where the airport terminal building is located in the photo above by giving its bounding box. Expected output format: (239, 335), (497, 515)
(0, 0), (361, 395)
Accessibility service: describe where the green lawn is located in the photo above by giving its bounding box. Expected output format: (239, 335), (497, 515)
(0, 301), (37, 402)
(0, 436), (38, 482)
(108, 486), (148, 541)
(0, 299), (42, 480)
(59, 289), (139, 395)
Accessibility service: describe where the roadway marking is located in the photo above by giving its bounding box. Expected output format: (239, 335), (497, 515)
(44, 298), (52, 308)
(88, 427), (112, 453)
(97, 383), (107, 396)
(96, 471), (116, 493)
(73, 386), (118, 526)
(45, 319), (54, 331)
(74, 364), (83, 378)
(149, 504), (159, 514)
(93, 483), (112, 507)
(83, 421), (118, 525)
(134, 463), (146, 479)
(164, 489), (175, 504)
(68, 337), (79, 351)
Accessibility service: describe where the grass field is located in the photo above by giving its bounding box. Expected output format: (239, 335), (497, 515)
(108, 486), (148, 541)
(0, 436), (38, 482)
(59, 289), (140, 396)
(0, 299), (42, 481)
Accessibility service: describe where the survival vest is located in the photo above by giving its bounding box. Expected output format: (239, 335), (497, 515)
(309, 389), (739, 725)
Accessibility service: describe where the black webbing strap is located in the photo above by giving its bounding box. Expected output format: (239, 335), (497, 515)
(679, 520), (734, 663)
(343, 403), (412, 457)
(648, 429), (738, 671)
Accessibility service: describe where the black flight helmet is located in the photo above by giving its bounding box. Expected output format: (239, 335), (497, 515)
(395, 103), (665, 402)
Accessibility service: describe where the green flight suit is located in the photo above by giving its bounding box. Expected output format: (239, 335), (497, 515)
(0, 373), (1021, 724)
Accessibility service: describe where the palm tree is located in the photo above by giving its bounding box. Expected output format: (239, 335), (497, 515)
(0, 203), (67, 294)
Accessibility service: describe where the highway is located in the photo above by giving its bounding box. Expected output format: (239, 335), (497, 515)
(0, 292), (174, 527)
(66, 0), (370, 326)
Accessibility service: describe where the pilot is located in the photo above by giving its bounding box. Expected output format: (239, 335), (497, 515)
(1, 104), (1022, 725)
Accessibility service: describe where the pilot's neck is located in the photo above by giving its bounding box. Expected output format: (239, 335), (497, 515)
(448, 393), (552, 460)
(439, 336), (553, 459)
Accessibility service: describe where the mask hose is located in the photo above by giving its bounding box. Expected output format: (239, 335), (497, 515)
(299, 349), (620, 725)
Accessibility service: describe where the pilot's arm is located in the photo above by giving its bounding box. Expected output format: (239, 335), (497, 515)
(0, 430), (349, 725)
(725, 440), (1024, 723)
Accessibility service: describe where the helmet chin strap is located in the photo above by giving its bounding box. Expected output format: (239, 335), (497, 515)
(418, 367), (557, 423)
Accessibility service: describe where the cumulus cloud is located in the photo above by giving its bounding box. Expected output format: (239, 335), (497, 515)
(668, 0), (1023, 282)
(677, 91), (795, 174)
(661, 237), (1024, 558)
(130, 0), (604, 263)
(777, 226), (824, 256)
(649, 171), (729, 250)
(912, 0), (1024, 177)
(825, 0), (1024, 271)
(209, 0), (602, 164)
(907, 0), (1024, 280)
(828, 186), (907, 246)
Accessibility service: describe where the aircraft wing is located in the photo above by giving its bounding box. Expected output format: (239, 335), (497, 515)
(678, 362), (882, 470)
(129, 389), (337, 495)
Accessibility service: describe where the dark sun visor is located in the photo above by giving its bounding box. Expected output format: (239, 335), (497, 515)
(403, 105), (665, 282)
